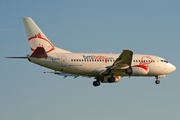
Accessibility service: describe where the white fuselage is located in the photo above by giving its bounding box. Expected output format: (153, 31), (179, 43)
(19, 17), (176, 86)
(28, 53), (176, 77)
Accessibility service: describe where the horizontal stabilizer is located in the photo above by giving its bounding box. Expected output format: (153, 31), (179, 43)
(6, 57), (28, 59)
(30, 47), (47, 58)
(44, 71), (89, 78)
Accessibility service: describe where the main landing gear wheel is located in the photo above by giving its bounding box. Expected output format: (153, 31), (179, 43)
(155, 80), (160, 84)
(108, 77), (115, 83)
(93, 81), (101, 87)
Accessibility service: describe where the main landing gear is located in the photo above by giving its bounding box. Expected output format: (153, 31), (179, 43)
(92, 77), (115, 87)
(155, 76), (160, 84)
(93, 81), (101, 87)
(108, 73), (115, 83)
(93, 76), (103, 87)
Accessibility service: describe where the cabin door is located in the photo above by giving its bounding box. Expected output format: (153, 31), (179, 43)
(61, 56), (67, 67)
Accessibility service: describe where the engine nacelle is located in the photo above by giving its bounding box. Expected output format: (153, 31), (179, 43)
(126, 65), (149, 76)
(101, 76), (120, 83)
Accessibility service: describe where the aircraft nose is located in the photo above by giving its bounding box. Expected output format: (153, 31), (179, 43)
(169, 63), (176, 73)
(166, 63), (176, 74)
(172, 64), (176, 72)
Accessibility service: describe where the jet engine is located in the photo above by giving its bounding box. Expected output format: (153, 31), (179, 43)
(125, 65), (149, 76)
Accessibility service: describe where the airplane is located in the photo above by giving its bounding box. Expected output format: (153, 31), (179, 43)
(7, 17), (176, 87)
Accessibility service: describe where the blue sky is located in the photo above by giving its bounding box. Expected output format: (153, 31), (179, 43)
(0, 0), (179, 120)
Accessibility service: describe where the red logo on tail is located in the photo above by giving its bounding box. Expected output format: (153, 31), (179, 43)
(28, 33), (55, 53)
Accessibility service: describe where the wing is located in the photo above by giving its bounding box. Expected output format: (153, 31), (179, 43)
(101, 50), (133, 76)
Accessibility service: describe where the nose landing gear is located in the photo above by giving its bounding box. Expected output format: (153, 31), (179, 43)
(155, 80), (160, 84)
(155, 76), (160, 84)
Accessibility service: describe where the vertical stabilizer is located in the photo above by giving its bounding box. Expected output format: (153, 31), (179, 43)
(22, 17), (71, 53)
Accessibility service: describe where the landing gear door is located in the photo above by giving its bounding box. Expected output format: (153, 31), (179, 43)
(61, 56), (67, 67)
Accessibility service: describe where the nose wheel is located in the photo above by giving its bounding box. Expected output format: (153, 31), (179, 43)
(155, 76), (160, 84)
(155, 80), (160, 84)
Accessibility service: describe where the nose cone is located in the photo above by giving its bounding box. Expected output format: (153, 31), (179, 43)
(171, 64), (176, 72)
(168, 63), (176, 73)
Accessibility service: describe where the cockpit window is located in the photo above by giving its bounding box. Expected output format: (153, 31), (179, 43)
(164, 60), (168, 63)
(161, 60), (169, 63)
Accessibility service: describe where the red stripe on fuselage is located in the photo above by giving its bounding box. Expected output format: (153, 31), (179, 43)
(131, 65), (148, 71)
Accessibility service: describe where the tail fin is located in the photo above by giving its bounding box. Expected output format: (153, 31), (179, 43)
(22, 17), (71, 53)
